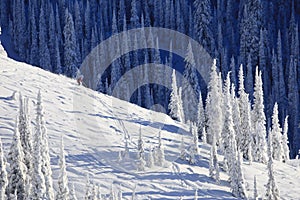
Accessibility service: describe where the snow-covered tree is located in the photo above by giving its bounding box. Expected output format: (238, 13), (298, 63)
(221, 74), (235, 171)
(252, 67), (267, 163)
(182, 40), (200, 122)
(169, 69), (182, 121)
(147, 148), (154, 168)
(270, 103), (283, 161)
(197, 93), (205, 139)
(56, 137), (70, 200)
(0, 138), (8, 200)
(178, 87), (185, 123)
(192, 123), (199, 156)
(18, 94), (32, 173)
(155, 132), (165, 167)
(28, 100), (47, 199)
(237, 65), (252, 160)
(137, 126), (144, 160)
(282, 116), (290, 162)
(265, 131), (280, 200)
(36, 91), (55, 200)
(206, 59), (223, 144)
(7, 119), (26, 199)
(230, 151), (247, 199)
(63, 9), (78, 77)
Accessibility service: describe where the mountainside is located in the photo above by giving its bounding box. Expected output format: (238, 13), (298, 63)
(0, 47), (300, 199)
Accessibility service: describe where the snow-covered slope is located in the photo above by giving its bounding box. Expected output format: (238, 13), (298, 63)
(0, 51), (299, 199)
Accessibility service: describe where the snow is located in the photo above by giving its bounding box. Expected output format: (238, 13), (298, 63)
(0, 50), (300, 199)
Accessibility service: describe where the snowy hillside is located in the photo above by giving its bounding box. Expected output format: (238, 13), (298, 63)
(0, 52), (300, 199)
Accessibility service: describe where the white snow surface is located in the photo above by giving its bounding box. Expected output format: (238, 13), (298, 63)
(0, 51), (300, 199)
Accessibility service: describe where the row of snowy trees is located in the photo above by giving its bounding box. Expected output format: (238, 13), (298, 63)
(170, 59), (290, 199)
(0, 92), (115, 199)
(0, 92), (76, 199)
(1, 0), (299, 156)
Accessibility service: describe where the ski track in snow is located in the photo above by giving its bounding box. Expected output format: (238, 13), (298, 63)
(0, 51), (300, 199)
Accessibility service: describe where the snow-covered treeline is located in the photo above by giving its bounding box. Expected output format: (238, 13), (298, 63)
(0, 0), (299, 157)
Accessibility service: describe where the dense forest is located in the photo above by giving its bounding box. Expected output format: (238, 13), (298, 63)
(0, 0), (299, 158)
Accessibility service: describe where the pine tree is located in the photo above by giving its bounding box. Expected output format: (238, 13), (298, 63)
(56, 137), (70, 200)
(29, 2), (39, 66)
(206, 59), (223, 144)
(237, 66), (252, 160)
(193, 0), (215, 54)
(265, 131), (280, 200)
(130, 0), (140, 29)
(28, 97), (47, 199)
(39, 6), (52, 71)
(270, 103), (283, 161)
(18, 94), (32, 173)
(147, 148), (154, 168)
(202, 127), (207, 144)
(182, 41), (200, 122)
(282, 116), (290, 162)
(137, 126), (144, 160)
(168, 69), (182, 121)
(36, 91), (55, 200)
(178, 87), (185, 123)
(221, 74), (235, 171)
(192, 123), (199, 156)
(252, 67), (267, 163)
(7, 119), (26, 199)
(197, 93), (205, 139)
(245, 55), (253, 99)
(156, 132), (165, 167)
(180, 135), (186, 160)
(63, 9), (78, 77)
(0, 138), (8, 200)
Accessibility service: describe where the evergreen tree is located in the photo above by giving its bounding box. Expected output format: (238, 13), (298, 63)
(193, 0), (215, 54)
(0, 138), (8, 200)
(147, 148), (154, 168)
(180, 135), (186, 160)
(63, 9), (78, 77)
(29, 101), (47, 199)
(245, 55), (253, 99)
(237, 65), (252, 160)
(265, 131), (280, 200)
(168, 69), (182, 122)
(282, 116), (290, 162)
(156, 132), (165, 167)
(252, 67), (267, 163)
(197, 92), (205, 139)
(130, 0), (140, 29)
(18, 95), (32, 173)
(221, 74), (235, 171)
(206, 59), (223, 144)
(29, 2), (39, 66)
(270, 103), (283, 161)
(36, 91), (55, 200)
(182, 41), (200, 122)
(137, 126), (144, 160)
(7, 119), (26, 200)
(39, 6), (52, 71)
(56, 137), (70, 200)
